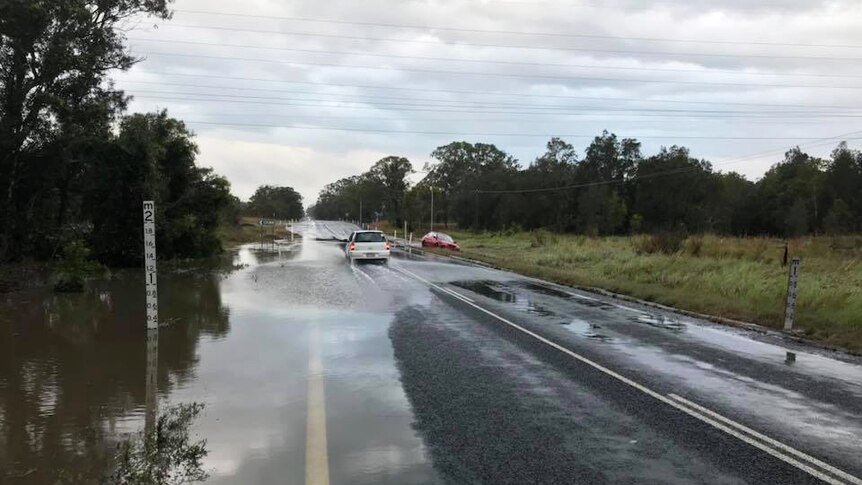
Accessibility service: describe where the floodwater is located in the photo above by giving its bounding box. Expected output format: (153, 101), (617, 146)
(0, 233), (442, 484)
(2, 220), (862, 484)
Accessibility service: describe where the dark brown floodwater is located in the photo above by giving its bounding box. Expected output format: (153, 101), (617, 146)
(0, 240), (443, 484)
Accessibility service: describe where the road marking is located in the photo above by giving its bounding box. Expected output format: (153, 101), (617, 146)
(351, 265), (377, 284)
(392, 264), (859, 485)
(668, 394), (862, 485)
(305, 323), (330, 485)
(442, 287), (475, 303)
(611, 303), (646, 314)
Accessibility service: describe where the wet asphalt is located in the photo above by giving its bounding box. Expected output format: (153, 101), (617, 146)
(2, 219), (861, 484)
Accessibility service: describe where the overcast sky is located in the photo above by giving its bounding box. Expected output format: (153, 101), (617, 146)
(113, 0), (862, 204)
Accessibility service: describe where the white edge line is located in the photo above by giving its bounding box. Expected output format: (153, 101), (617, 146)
(668, 394), (861, 485)
(443, 287), (475, 303)
(611, 303), (646, 314)
(392, 265), (856, 485)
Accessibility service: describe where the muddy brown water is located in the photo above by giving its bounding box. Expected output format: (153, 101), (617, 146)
(0, 242), (441, 484)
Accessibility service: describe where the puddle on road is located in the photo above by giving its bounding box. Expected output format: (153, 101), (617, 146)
(450, 280), (556, 318)
(633, 314), (687, 332)
(572, 298), (617, 311)
(516, 282), (573, 299)
(565, 318), (617, 343)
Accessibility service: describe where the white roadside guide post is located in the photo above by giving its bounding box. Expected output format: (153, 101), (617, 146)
(143, 201), (159, 434)
(784, 257), (800, 331)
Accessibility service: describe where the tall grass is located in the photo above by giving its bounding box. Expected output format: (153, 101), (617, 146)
(448, 231), (862, 353)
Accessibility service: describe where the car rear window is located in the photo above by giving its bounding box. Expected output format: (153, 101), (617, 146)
(354, 232), (386, 243)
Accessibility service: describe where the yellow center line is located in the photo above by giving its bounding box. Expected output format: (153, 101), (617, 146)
(305, 322), (330, 485)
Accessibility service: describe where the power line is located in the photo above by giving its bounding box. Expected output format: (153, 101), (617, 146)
(172, 119), (862, 140)
(129, 94), (862, 119)
(472, 130), (862, 194)
(132, 51), (862, 89)
(151, 23), (862, 63)
(123, 71), (862, 111)
(127, 37), (862, 81)
(125, 87), (861, 115)
(171, 8), (862, 50)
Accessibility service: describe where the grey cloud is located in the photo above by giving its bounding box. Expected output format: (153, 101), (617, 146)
(115, 0), (862, 203)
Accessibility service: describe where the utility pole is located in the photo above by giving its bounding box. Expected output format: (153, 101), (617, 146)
(359, 199), (362, 229)
(430, 186), (434, 232)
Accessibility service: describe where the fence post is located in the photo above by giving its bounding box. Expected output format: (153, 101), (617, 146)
(784, 257), (800, 331)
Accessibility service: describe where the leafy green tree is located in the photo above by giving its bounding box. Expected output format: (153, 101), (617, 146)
(577, 186), (627, 236)
(311, 174), (384, 222)
(247, 185), (304, 220)
(753, 148), (827, 236)
(367, 156), (413, 225)
(0, 0), (171, 261)
(521, 138), (579, 231)
(631, 146), (716, 232)
(87, 112), (230, 266)
(570, 131), (641, 234)
(823, 199), (855, 235)
(825, 143), (862, 232)
(427, 141), (518, 228)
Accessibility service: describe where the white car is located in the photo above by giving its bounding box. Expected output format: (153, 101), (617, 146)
(345, 230), (390, 263)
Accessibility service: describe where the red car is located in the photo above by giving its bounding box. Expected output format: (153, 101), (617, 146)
(421, 232), (460, 251)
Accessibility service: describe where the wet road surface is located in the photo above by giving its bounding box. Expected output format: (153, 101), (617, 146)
(1, 220), (861, 484)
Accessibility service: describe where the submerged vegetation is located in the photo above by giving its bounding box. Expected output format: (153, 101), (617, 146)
(110, 403), (208, 485)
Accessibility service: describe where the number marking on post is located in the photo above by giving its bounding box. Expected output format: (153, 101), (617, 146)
(143, 201), (158, 330)
(784, 257), (800, 331)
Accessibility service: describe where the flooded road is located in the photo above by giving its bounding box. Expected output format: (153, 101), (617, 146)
(2, 220), (861, 484)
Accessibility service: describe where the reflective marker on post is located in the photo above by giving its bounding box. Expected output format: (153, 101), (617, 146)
(143, 200), (158, 330)
(784, 257), (800, 331)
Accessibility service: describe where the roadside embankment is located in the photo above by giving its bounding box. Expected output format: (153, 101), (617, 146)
(218, 218), (300, 247)
(442, 231), (862, 353)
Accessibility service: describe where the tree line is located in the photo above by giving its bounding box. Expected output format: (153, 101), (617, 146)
(310, 133), (862, 237)
(0, 0), (306, 267)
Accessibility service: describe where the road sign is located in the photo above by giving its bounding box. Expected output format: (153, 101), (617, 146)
(143, 201), (158, 330)
(259, 219), (275, 226)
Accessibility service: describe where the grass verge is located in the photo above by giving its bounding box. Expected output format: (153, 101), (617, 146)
(218, 221), (298, 247)
(443, 230), (862, 354)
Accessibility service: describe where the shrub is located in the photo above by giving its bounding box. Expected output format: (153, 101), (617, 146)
(54, 241), (102, 292)
(530, 229), (557, 248)
(684, 235), (704, 257)
(634, 231), (686, 255)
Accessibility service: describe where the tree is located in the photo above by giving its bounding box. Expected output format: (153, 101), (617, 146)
(367, 156), (413, 225)
(247, 185), (304, 220)
(631, 146), (716, 232)
(86, 112), (231, 266)
(825, 143), (862, 232)
(0, 0), (172, 261)
(522, 138), (579, 230)
(824, 199), (854, 235)
(427, 141), (518, 228)
(753, 147), (827, 236)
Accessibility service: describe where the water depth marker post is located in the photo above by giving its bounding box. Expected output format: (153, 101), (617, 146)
(143, 200), (159, 434)
(784, 257), (800, 331)
(143, 201), (158, 329)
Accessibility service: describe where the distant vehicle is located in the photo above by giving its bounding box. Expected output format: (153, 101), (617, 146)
(345, 230), (390, 263)
(421, 232), (460, 251)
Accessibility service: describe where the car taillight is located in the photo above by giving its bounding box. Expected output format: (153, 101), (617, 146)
(349, 242), (355, 251)
(385, 242), (391, 250)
